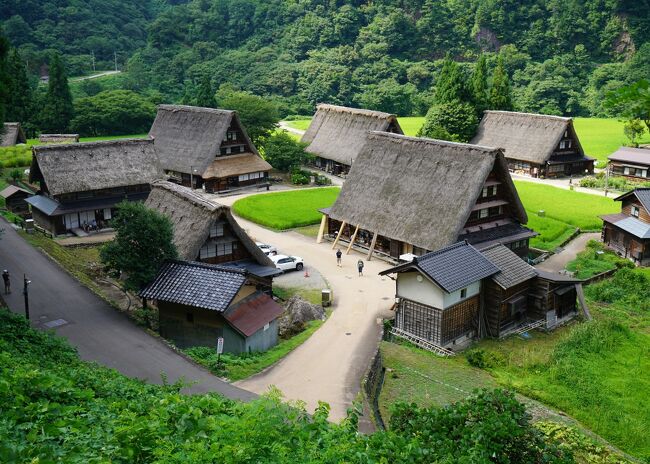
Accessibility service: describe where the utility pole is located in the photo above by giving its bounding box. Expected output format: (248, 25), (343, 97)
(91, 51), (96, 72)
(604, 161), (610, 197)
(23, 274), (31, 321)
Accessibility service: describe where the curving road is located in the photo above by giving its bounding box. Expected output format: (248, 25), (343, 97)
(0, 218), (254, 401)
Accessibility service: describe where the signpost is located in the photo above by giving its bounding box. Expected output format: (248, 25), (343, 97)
(216, 337), (224, 367)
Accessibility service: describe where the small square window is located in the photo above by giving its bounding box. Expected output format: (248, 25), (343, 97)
(632, 206), (640, 218)
(460, 288), (467, 298)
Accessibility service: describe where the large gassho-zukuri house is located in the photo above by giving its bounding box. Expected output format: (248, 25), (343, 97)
(1, 122), (26, 147)
(600, 188), (650, 266)
(318, 132), (537, 261)
(26, 139), (163, 236)
(380, 241), (582, 350)
(302, 104), (403, 176)
(149, 105), (272, 193)
(471, 111), (594, 178)
(145, 180), (280, 285)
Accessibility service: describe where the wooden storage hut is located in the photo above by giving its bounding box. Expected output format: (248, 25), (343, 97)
(301, 104), (403, 176)
(319, 132), (536, 261)
(600, 188), (650, 266)
(530, 270), (582, 328)
(0, 185), (32, 215)
(145, 180), (280, 285)
(608, 147), (650, 181)
(26, 139), (163, 236)
(471, 111), (594, 178)
(38, 134), (80, 144)
(1, 122), (26, 147)
(140, 260), (283, 353)
(149, 105), (271, 193)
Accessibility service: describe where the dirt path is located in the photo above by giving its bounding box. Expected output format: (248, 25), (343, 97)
(536, 232), (601, 272)
(278, 121), (306, 136)
(213, 192), (395, 422)
(511, 174), (622, 198)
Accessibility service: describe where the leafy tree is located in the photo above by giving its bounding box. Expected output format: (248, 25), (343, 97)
(263, 131), (311, 172)
(606, 80), (650, 131)
(434, 55), (468, 104)
(194, 75), (216, 108)
(70, 90), (156, 136)
(471, 54), (489, 115)
(5, 49), (33, 125)
(100, 201), (178, 290)
(490, 52), (513, 111)
(418, 100), (479, 142)
(217, 88), (280, 147)
(356, 79), (417, 116)
(623, 119), (646, 147)
(40, 53), (74, 132)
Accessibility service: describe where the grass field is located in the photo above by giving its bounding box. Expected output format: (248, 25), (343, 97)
(565, 240), (630, 279)
(232, 187), (340, 230)
(284, 117), (646, 164)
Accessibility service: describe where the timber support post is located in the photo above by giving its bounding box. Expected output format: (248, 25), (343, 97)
(346, 225), (360, 255)
(316, 215), (327, 244)
(331, 221), (347, 249)
(367, 232), (378, 261)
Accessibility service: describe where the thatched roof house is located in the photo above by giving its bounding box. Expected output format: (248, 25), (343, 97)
(38, 134), (80, 144)
(320, 132), (535, 260)
(471, 111), (594, 178)
(148, 105), (271, 193)
(301, 104), (403, 175)
(1, 122), (26, 147)
(26, 139), (163, 236)
(144, 181), (277, 278)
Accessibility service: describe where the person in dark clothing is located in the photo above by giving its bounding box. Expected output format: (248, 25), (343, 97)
(357, 260), (364, 277)
(2, 270), (10, 294)
(336, 249), (342, 267)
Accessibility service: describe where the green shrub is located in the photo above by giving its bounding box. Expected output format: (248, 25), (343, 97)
(291, 172), (310, 185)
(585, 268), (650, 312)
(465, 348), (504, 369)
(314, 174), (332, 186)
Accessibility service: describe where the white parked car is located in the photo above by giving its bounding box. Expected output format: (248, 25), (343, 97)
(270, 254), (304, 272)
(256, 242), (277, 255)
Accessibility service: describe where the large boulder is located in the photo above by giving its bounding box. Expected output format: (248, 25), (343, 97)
(278, 295), (326, 338)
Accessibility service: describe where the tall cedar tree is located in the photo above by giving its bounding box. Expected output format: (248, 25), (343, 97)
(6, 49), (33, 125)
(100, 201), (178, 290)
(434, 55), (468, 104)
(194, 75), (216, 108)
(0, 31), (10, 126)
(490, 53), (513, 111)
(471, 54), (489, 115)
(41, 53), (74, 132)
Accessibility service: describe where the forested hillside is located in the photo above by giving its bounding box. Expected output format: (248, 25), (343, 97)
(2, 0), (650, 118)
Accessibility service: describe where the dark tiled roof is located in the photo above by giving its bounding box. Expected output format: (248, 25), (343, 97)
(458, 222), (538, 249)
(381, 241), (499, 293)
(26, 192), (149, 217)
(608, 146), (650, 165)
(480, 244), (537, 289)
(139, 260), (247, 312)
(224, 292), (284, 337)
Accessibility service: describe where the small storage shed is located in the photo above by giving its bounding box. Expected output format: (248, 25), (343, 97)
(0, 185), (32, 215)
(1, 122), (26, 147)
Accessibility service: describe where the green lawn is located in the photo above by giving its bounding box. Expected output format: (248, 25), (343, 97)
(232, 187), (340, 230)
(565, 240), (630, 279)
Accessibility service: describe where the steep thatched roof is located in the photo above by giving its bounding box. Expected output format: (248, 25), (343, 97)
(328, 132), (528, 251)
(144, 180), (273, 266)
(1, 123), (26, 147)
(301, 103), (403, 166)
(471, 111), (584, 164)
(30, 139), (163, 196)
(148, 104), (259, 176)
(38, 134), (80, 144)
(202, 152), (271, 179)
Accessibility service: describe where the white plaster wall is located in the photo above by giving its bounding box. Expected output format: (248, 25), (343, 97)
(396, 272), (444, 308)
(443, 281), (480, 307)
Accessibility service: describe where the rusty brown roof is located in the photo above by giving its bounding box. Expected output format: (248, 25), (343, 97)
(224, 292), (284, 337)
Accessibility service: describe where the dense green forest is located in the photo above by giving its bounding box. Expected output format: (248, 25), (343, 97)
(2, 0), (650, 121)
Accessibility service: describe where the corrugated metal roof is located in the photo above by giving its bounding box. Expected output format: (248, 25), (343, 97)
(608, 146), (650, 165)
(0, 185), (31, 198)
(614, 216), (650, 239)
(139, 260), (247, 312)
(224, 292), (284, 337)
(25, 195), (61, 216)
(480, 244), (537, 289)
(614, 188), (650, 213)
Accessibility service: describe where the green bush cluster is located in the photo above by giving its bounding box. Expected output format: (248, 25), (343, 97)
(465, 348), (504, 369)
(579, 175), (650, 191)
(0, 310), (576, 463)
(566, 240), (633, 279)
(585, 267), (650, 312)
(290, 169), (311, 185)
(0, 146), (31, 168)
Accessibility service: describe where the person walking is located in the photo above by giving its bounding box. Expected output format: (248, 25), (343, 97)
(336, 248), (342, 267)
(2, 270), (10, 294)
(357, 259), (364, 277)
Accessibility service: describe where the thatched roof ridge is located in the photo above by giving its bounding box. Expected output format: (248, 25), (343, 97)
(30, 138), (162, 196)
(1, 122), (26, 147)
(301, 103), (403, 166)
(328, 132), (527, 251)
(148, 104), (259, 176)
(145, 180), (273, 267)
(39, 134), (80, 143)
(471, 110), (583, 164)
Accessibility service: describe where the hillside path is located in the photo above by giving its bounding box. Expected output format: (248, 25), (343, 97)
(212, 192), (395, 423)
(536, 232), (601, 272)
(278, 121), (306, 136)
(0, 218), (254, 401)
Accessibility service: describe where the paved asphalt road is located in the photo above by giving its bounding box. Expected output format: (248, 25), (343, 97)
(0, 218), (254, 401)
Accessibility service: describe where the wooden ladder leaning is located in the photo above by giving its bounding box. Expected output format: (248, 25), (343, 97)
(390, 327), (456, 357)
(500, 319), (546, 339)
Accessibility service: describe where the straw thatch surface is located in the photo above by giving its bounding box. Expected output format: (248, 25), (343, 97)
(1, 123), (26, 147)
(148, 104), (259, 175)
(30, 139), (162, 196)
(145, 180), (273, 266)
(328, 132), (527, 251)
(471, 111), (583, 164)
(203, 152), (271, 179)
(301, 103), (403, 166)
(38, 134), (80, 144)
